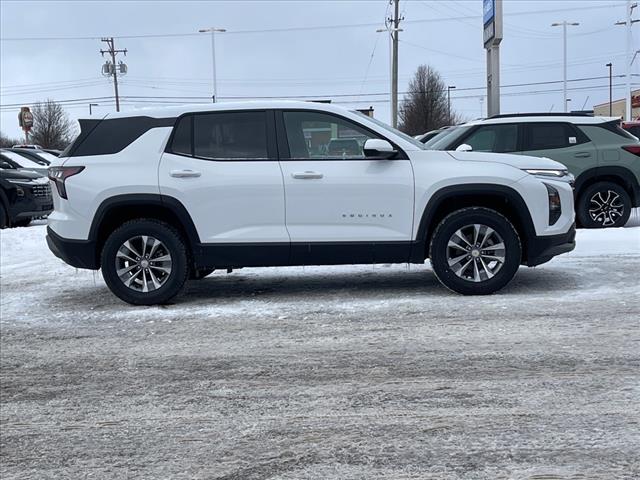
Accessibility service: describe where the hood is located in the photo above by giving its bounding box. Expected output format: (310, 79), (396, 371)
(447, 151), (567, 170)
(0, 168), (45, 181)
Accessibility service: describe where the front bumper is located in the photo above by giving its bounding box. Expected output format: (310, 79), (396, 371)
(46, 226), (99, 269)
(525, 222), (576, 267)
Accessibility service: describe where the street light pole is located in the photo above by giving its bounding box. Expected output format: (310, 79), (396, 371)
(198, 27), (226, 103)
(447, 85), (456, 123)
(89, 103), (99, 115)
(551, 21), (579, 112)
(606, 63), (613, 116)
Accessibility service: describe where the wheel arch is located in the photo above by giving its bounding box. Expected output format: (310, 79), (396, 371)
(89, 194), (200, 267)
(575, 166), (640, 207)
(412, 184), (536, 264)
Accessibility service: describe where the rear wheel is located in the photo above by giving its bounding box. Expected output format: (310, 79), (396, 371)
(577, 181), (631, 228)
(101, 219), (189, 305)
(429, 207), (521, 295)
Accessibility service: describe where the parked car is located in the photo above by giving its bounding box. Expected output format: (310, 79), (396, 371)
(621, 120), (640, 138)
(0, 167), (53, 228)
(0, 150), (49, 175)
(10, 148), (59, 166)
(424, 113), (640, 228)
(47, 101), (575, 305)
(42, 148), (62, 157)
(12, 144), (43, 150)
(416, 126), (453, 144)
(326, 138), (361, 157)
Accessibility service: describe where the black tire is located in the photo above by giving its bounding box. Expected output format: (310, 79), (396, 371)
(577, 181), (631, 228)
(429, 207), (522, 295)
(12, 218), (31, 228)
(190, 268), (215, 280)
(0, 205), (7, 229)
(101, 219), (189, 305)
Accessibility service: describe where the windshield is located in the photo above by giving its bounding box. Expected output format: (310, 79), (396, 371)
(352, 111), (426, 149)
(426, 125), (473, 150)
(0, 151), (46, 169)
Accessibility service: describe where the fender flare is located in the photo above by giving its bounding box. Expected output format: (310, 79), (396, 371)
(412, 183), (537, 262)
(89, 193), (201, 247)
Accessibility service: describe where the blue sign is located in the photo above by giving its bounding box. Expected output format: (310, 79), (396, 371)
(483, 0), (495, 26)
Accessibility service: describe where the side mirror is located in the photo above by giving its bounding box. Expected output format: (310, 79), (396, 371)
(363, 138), (397, 159)
(0, 161), (14, 169)
(455, 143), (473, 152)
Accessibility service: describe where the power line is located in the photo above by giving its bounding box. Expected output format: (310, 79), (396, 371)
(0, 4), (623, 42)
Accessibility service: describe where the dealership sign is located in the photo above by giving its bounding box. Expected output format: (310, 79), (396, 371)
(483, 0), (502, 48)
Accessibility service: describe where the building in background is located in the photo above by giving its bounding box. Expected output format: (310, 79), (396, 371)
(593, 89), (640, 119)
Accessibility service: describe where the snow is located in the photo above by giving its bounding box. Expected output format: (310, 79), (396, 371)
(1, 222), (639, 478)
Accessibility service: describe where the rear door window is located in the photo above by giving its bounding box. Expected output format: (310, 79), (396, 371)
(193, 111), (268, 160)
(524, 122), (588, 150)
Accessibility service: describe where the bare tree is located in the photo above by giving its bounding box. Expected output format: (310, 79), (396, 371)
(398, 65), (461, 136)
(0, 132), (23, 148)
(28, 99), (76, 149)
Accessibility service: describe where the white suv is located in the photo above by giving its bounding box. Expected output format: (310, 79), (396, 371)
(47, 101), (576, 305)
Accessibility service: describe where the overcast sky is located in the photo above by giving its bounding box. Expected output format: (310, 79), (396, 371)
(1, 0), (637, 138)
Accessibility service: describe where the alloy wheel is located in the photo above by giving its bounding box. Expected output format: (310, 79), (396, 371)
(588, 190), (624, 227)
(446, 223), (506, 282)
(115, 235), (173, 292)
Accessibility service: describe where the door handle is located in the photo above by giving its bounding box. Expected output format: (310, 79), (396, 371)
(292, 171), (323, 179)
(574, 152), (591, 158)
(170, 169), (201, 178)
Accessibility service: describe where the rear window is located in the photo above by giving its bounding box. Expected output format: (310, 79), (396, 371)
(68, 116), (175, 157)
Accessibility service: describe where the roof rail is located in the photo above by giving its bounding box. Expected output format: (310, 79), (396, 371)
(489, 112), (594, 119)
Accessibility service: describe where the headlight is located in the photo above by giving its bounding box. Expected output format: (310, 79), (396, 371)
(545, 183), (562, 225)
(523, 168), (569, 178)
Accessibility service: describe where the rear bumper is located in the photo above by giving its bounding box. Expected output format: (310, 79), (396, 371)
(46, 226), (98, 269)
(525, 223), (576, 267)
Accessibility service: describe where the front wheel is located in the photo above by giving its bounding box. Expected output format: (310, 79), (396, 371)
(429, 207), (522, 295)
(101, 219), (189, 305)
(577, 182), (631, 228)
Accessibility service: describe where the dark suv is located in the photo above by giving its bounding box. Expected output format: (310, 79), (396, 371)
(0, 162), (53, 228)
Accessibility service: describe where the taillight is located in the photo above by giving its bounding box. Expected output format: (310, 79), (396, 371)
(622, 145), (640, 157)
(48, 166), (84, 199)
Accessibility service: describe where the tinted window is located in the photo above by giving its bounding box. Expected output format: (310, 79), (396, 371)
(525, 122), (587, 150)
(461, 124), (518, 153)
(283, 111), (378, 159)
(70, 116), (175, 157)
(170, 116), (192, 156)
(194, 112), (268, 159)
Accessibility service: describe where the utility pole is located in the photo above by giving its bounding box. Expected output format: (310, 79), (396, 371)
(447, 85), (456, 123)
(390, 0), (402, 128)
(551, 21), (579, 112)
(100, 38), (127, 112)
(198, 27), (227, 103)
(616, 1), (638, 121)
(606, 63), (613, 116)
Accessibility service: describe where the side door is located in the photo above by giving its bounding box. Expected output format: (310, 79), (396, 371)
(276, 109), (414, 265)
(521, 122), (595, 175)
(159, 110), (289, 266)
